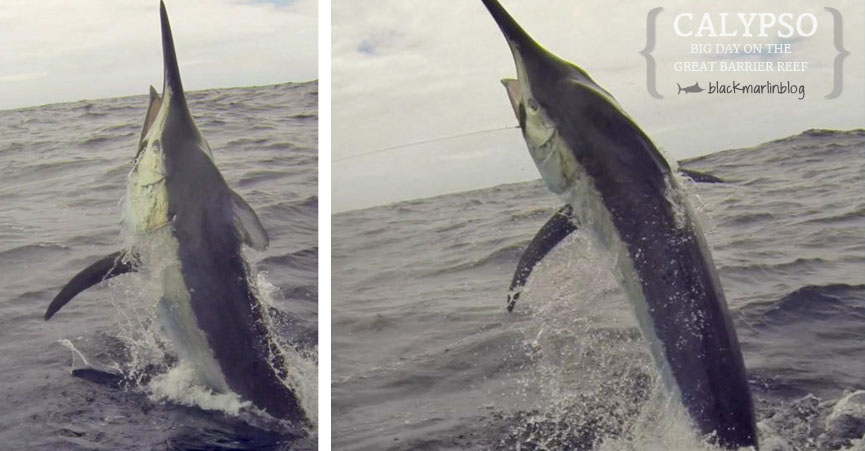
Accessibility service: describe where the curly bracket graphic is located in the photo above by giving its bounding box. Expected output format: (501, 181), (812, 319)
(640, 7), (664, 99)
(824, 7), (848, 99)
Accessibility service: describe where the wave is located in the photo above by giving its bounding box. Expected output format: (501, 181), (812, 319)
(0, 242), (68, 260)
(761, 284), (865, 322)
(260, 247), (318, 272)
(0, 81), (318, 448)
(426, 242), (525, 276)
(333, 128), (865, 449)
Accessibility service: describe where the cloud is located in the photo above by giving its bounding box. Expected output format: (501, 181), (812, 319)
(356, 31), (404, 56)
(333, 0), (865, 212)
(0, 0), (317, 111)
(0, 71), (48, 83)
(357, 41), (377, 55)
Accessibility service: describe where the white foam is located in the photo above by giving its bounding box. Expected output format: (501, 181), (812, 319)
(826, 390), (865, 427)
(147, 361), (249, 415)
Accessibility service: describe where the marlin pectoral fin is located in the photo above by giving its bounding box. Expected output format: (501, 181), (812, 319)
(44, 250), (140, 321)
(230, 190), (269, 251)
(507, 204), (577, 312)
(678, 168), (724, 183)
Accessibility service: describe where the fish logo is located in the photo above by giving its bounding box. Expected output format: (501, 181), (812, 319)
(677, 82), (705, 94)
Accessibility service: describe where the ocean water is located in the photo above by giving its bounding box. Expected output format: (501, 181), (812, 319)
(0, 81), (318, 449)
(332, 129), (865, 450)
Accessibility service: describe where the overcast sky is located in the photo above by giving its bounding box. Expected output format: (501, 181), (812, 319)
(0, 0), (317, 111)
(333, 0), (864, 212)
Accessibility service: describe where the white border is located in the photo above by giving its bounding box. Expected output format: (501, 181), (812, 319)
(317, 0), (332, 447)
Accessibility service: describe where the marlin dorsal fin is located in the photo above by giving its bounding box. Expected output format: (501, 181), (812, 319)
(139, 86), (162, 142)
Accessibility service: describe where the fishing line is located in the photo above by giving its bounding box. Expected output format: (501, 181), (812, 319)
(333, 125), (520, 163)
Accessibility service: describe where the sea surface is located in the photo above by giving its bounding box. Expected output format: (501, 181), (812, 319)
(0, 81), (318, 450)
(333, 129), (865, 450)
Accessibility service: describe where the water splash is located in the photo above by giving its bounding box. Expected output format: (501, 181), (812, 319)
(510, 231), (725, 450)
(71, 231), (318, 430)
(254, 271), (319, 428)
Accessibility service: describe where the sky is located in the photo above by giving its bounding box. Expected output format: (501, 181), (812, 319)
(0, 0), (317, 111)
(333, 0), (865, 212)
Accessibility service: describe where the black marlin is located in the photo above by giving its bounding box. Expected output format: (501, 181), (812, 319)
(44, 1), (307, 424)
(678, 82), (706, 94)
(481, 1), (758, 448)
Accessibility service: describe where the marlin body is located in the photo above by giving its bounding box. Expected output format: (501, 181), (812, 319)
(45, 2), (306, 424)
(678, 82), (705, 94)
(482, 1), (757, 448)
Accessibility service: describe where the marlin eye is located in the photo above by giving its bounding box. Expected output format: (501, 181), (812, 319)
(527, 98), (539, 111)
